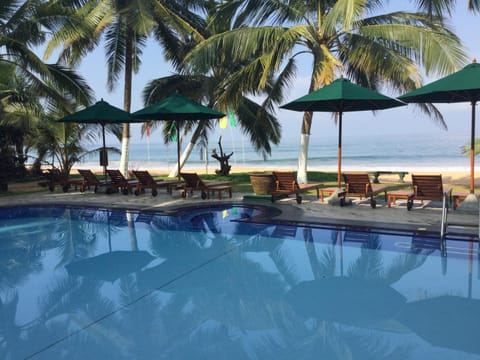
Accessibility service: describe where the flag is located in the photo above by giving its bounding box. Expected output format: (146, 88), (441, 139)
(170, 122), (177, 142)
(219, 116), (227, 129)
(228, 110), (236, 127)
(145, 124), (150, 138)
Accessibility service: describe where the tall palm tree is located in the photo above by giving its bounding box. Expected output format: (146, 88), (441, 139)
(141, 1), (282, 178)
(185, 0), (468, 182)
(46, 0), (206, 176)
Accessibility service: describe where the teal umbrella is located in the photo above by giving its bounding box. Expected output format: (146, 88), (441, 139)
(132, 93), (225, 180)
(58, 99), (137, 178)
(399, 61), (480, 193)
(282, 78), (405, 187)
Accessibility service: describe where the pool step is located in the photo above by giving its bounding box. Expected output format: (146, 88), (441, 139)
(445, 220), (479, 240)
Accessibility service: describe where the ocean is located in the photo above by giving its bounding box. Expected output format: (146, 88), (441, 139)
(76, 132), (473, 173)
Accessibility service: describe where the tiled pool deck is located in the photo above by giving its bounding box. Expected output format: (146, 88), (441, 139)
(1, 187), (478, 238)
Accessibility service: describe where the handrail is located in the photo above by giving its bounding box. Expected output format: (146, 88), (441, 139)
(440, 192), (448, 255)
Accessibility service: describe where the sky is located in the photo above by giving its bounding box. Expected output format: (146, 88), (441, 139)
(67, 2), (480, 146)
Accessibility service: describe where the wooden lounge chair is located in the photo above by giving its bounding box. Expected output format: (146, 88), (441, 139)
(106, 169), (139, 195)
(179, 172), (233, 200)
(132, 170), (183, 196)
(271, 171), (322, 204)
(77, 169), (116, 193)
(38, 168), (83, 192)
(406, 174), (452, 211)
(342, 172), (389, 208)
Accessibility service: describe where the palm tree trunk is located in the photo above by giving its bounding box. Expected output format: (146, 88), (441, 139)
(119, 27), (133, 177)
(297, 111), (312, 183)
(168, 122), (204, 178)
(297, 51), (325, 183)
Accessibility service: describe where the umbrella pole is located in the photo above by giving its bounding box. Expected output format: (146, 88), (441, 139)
(102, 123), (107, 182)
(470, 101), (476, 194)
(337, 112), (343, 187)
(176, 120), (181, 181)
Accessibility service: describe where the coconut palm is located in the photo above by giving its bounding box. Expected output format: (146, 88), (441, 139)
(141, 1), (282, 178)
(141, 75), (281, 178)
(185, 0), (468, 182)
(46, 0), (206, 176)
(0, 1), (93, 179)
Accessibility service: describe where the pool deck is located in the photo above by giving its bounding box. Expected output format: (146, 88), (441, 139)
(1, 186), (479, 239)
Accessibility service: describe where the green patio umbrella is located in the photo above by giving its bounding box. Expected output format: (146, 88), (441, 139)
(132, 93), (225, 180)
(58, 99), (136, 178)
(281, 78), (406, 187)
(399, 60), (480, 193)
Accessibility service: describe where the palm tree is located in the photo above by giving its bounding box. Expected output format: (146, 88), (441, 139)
(46, 0), (206, 176)
(141, 76), (281, 178)
(185, 0), (468, 182)
(0, 1), (94, 180)
(141, 1), (283, 178)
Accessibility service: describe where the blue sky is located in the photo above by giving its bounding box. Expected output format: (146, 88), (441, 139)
(69, 3), (480, 145)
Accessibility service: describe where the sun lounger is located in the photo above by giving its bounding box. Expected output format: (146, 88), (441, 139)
(179, 172), (233, 200)
(406, 174), (452, 211)
(38, 168), (83, 192)
(271, 171), (322, 204)
(106, 169), (139, 195)
(132, 170), (183, 196)
(77, 169), (117, 193)
(342, 172), (389, 208)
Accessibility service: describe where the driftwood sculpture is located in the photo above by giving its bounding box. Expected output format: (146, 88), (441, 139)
(211, 136), (233, 176)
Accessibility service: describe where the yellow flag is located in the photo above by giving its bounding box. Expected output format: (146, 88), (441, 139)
(219, 116), (227, 129)
(222, 209), (228, 218)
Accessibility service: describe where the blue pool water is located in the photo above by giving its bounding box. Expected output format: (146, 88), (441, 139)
(1, 205), (479, 359)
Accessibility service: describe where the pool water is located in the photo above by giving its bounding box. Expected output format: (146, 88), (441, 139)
(0, 205), (479, 359)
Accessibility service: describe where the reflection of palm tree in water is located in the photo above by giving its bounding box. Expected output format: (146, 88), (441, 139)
(142, 220), (298, 357)
(0, 207), (150, 359)
(0, 277), (126, 359)
(285, 227), (434, 359)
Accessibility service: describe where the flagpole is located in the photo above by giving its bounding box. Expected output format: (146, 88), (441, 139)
(176, 120), (181, 181)
(146, 133), (150, 166)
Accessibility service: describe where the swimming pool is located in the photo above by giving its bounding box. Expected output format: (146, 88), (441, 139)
(1, 205), (479, 359)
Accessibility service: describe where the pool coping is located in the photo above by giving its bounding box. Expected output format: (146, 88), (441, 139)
(0, 189), (478, 240)
(0, 195), (476, 240)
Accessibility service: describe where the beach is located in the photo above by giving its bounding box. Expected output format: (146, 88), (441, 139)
(70, 130), (476, 188)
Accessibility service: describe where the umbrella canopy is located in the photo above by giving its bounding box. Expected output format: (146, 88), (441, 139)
(399, 61), (480, 193)
(58, 99), (136, 177)
(132, 93), (225, 179)
(281, 78), (406, 186)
